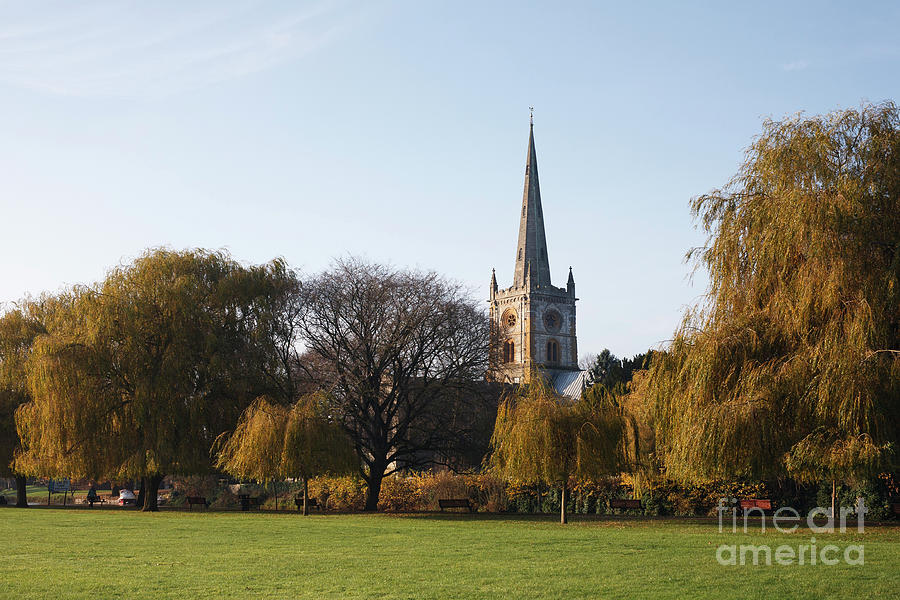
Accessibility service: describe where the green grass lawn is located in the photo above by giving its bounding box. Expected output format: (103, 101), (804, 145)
(0, 508), (897, 599)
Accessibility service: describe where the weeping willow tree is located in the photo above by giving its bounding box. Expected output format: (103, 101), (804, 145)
(14, 290), (117, 483)
(0, 305), (46, 507)
(647, 103), (900, 510)
(615, 369), (660, 499)
(215, 393), (355, 515)
(15, 249), (290, 511)
(489, 375), (628, 523)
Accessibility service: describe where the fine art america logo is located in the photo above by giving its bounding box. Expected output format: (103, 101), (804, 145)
(715, 498), (866, 566)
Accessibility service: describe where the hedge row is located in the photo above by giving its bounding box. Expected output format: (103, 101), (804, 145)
(160, 471), (899, 518)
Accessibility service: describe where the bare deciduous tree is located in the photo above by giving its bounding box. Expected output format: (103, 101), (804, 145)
(298, 258), (490, 510)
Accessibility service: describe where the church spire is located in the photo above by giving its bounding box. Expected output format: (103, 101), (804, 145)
(513, 114), (552, 288)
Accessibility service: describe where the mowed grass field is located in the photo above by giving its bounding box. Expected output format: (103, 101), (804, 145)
(0, 508), (897, 599)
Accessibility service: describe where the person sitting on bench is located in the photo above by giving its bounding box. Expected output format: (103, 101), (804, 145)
(86, 486), (103, 507)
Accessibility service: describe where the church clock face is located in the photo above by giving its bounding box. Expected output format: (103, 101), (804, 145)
(543, 310), (561, 333)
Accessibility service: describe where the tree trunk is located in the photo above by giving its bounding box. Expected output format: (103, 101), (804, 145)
(560, 483), (568, 524)
(831, 479), (836, 520)
(15, 475), (27, 508)
(364, 470), (384, 512)
(141, 474), (163, 512)
(302, 478), (310, 516)
(136, 477), (147, 509)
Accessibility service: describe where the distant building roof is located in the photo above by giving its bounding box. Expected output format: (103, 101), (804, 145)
(550, 370), (587, 400)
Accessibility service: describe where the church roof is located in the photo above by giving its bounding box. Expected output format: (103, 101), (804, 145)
(513, 118), (552, 288)
(551, 370), (588, 400)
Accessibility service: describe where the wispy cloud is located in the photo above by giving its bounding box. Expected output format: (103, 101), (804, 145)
(780, 60), (809, 72)
(0, 0), (366, 98)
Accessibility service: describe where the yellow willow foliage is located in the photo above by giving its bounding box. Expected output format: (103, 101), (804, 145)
(647, 102), (900, 482)
(617, 370), (659, 495)
(785, 431), (886, 484)
(281, 394), (356, 480)
(215, 393), (355, 482)
(0, 307), (44, 477)
(15, 248), (289, 482)
(214, 397), (289, 482)
(15, 303), (129, 479)
(489, 375), (628, 486)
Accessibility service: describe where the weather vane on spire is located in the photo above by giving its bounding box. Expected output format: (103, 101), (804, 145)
(529, 106), (534, 125)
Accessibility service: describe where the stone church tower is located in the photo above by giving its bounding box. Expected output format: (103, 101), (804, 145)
(489, 118), (581, 391)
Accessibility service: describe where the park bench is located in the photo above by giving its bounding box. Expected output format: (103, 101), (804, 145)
(86, 496), (106, 507)
(739, 498), (773, 513)
(891, 502), (900, 517)
(294, 496), (320, 511)
(186, 496), (209, 509)
(238, 494), (261, 511)
(438, 498), (474, 513)
(609, 498), (642, 511)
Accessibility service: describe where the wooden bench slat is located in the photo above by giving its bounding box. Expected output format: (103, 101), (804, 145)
(294, 496), (320, 510)
(609, 499), (642, 510)
(237, 494), (260, 510)
(438, 498), (473, 513)
(186, 496), (209, 509)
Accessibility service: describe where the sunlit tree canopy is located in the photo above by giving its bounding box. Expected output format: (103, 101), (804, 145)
(14, 249), (295, 510)
(0, 305), (46, 505)
(489, 375), (628, 485)
(215, 393), (355, 483)
(647, 102), (900, 482)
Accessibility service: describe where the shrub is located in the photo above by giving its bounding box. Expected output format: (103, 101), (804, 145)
(165, 471), (899, 517)
(168, 475), (223, 506)
(379, 474), (429, 512)
(309, 475), (366, 511)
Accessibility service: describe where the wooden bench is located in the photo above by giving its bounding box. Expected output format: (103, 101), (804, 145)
(609, 498), (642, 510)
(186, 496), (209, 509)
(86, 496), (106, 507)
(891, 502), (900, 517)
(438, 498), (473, 513)
(238, 495), (261, 511)
(294, 496), (319, 511)
(739, 498), (773, 512)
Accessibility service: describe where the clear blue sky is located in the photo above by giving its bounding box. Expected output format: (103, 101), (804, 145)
(1, 1), (897, 358)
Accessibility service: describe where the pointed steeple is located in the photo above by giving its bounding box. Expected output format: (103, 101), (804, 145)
(490, 268), (498, 296)
(567, 266), (575, 295)
(513, 114), (552, 288)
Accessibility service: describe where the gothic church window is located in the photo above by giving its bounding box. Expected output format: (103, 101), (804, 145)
(547, 339), (559, 364)
(504, 340), (515, 363)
